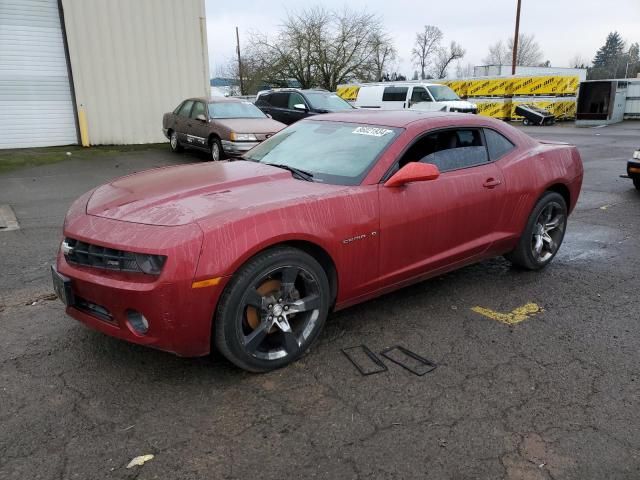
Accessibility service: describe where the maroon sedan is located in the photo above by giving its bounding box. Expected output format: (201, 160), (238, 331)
(53, 111), (583, 372)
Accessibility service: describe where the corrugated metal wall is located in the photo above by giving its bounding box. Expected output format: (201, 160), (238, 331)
(61, 0), (209, 145)
(0, 0), (78, 149)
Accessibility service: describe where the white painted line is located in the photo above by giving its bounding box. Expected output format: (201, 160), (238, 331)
(0, 205), (20, 231)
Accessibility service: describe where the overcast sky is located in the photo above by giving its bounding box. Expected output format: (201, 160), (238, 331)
(205, 0), (640, 78)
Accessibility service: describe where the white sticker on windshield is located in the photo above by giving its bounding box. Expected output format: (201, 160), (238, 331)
(352, 126), (393, 137)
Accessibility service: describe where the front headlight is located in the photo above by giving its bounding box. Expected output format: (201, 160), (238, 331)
(230, 133), (257, 141)
(633, 150), (640, 160)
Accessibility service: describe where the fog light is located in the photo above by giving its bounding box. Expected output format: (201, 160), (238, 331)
(126, 309), (149, 334)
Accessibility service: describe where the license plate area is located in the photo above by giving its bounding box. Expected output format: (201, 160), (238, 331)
(51, 266), (74, 307)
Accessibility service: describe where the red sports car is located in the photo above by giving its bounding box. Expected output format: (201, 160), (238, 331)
(53, 111), (583, 372)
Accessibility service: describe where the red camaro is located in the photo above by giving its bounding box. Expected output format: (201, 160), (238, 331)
(53, 111), (583, 372)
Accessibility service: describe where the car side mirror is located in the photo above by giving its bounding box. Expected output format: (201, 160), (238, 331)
(384, 162), (440, 188)
(293, 104), (307, 112)
(196, 114), (208, 122)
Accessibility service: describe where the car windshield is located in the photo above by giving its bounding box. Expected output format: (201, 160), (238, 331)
(427, 85), (461, 102)
(304, 92), (354, 111)
(244, 121), (401, 186)
(209, 101), (266, 119)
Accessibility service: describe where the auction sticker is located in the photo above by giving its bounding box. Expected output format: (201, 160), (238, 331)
(352, 126), (393, 137)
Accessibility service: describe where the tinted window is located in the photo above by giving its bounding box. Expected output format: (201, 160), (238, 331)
(305, 92), (354, 111)
(256, 94), (271, 106)
(244, 122), (401, 186)
(270, 92), (289, 109)
(399, 129), (487, 173)
(177, 100), (194, 117)
(484, 129), (515, 160)
(288, 92), (306, 109)
(190, 101), (206, 119)
(382, 87), (408, 102)
(411, 87), (431, 103)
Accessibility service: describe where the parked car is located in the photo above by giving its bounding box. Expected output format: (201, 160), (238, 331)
(627, 147), (640, 190)
(162, 97), (285, 160)
(53, 110), (583, 372)
(350, 82), (477, 113)
(255, 88), (354, 125)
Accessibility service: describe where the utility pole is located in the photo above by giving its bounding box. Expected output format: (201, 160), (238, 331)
(236, 26), (244, 95)
(512, 0), (522, 75)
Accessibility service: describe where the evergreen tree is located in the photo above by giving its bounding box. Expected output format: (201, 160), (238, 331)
(590, 32), (625, 79)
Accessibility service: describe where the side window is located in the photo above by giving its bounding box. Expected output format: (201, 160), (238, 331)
(177, 100), (194, 117)
(256, 94), (270, 106)
(382, 87), (409, 102)
(288, 92), (306, 109)
(190, 101), (206, 119)
(484, 129), (515, 160)
(270, 92), (289, 108)
(398, 129), (488, 173)
(411, 87), (431, 103)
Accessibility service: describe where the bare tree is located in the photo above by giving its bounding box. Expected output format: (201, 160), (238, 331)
(568, 54), (589, 69)
(369, 31), (398, 82)
(412, 25), (443, 80)
(483, 33), (543, 66)
(247, 7), (393, 91)
(455, 61), (475, 79)
(433, 41), (465, 78)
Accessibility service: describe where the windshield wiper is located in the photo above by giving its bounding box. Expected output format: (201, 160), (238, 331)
(263, 163), (314, 182)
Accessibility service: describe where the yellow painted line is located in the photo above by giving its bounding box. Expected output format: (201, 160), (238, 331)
(471, 302), (542, 325)
(192, 277), (222, 289)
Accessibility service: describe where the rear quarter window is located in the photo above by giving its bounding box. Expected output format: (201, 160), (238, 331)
(382, 87), (408, 102)
(484, 129), (516, 160)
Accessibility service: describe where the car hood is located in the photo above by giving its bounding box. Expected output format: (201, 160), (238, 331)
(214, 118), (285, 134)
(86, 161), (340, 226)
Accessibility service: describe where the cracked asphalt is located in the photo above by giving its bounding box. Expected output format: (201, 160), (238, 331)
(1, 122), (639, 479)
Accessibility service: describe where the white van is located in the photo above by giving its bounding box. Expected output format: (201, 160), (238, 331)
(352, 82), (477, 113)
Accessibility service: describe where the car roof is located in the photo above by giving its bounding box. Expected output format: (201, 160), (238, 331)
(187, 96), (251, 104)
(306, 110), (474, 128)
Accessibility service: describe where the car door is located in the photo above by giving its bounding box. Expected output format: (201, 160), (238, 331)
(381, 86), (409, 109)
(377, 128), (506, 285)
(286, 91), (310, 123)
(408, 86), (436, 111)
(175, 100), (194, 143)
(186, 100), (209, 150)
(268, 92), (293, 124)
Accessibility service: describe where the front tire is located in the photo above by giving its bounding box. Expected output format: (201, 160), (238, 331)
(214, 247), (330, 372)
(169, 131), (182, 152)
(505, 192), (568, 270)
(210, 137), (223, 161)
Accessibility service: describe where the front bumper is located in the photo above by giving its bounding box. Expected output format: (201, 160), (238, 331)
(162, 128), (169, 139)
(627, 158), (640, 178)
(56, 214), (227, 357)
(221, 140), (259, 156)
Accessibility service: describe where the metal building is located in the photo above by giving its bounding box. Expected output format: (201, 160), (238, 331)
(0, 0), (210, 149)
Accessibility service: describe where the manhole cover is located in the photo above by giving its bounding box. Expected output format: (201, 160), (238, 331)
(0, 205), (19, 231)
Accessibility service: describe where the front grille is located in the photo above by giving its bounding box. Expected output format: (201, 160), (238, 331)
(452, 108), (477, 114)
(64, 238), (141, 273)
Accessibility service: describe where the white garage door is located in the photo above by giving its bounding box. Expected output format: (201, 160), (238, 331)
(0, 0), (77, 149)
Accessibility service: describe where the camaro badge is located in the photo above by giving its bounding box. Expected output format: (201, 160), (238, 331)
(342, 231), (377, 245)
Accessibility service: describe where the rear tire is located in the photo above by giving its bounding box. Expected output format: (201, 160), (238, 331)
(523, 119), (530, 126)
(214, 247), (330, 372)
(169, 131), (182, 153)
(634, 177), (640, 190)
(505, 192), (568, 270)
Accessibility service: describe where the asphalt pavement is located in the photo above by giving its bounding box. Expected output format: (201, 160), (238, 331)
(1, 122), (639, 479)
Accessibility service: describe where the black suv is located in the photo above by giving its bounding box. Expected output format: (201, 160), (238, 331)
(255, 89), (354, 125)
